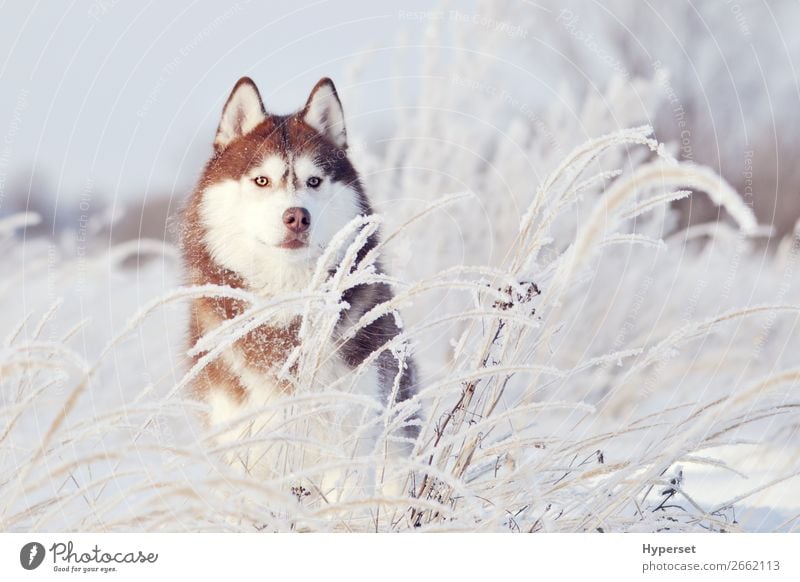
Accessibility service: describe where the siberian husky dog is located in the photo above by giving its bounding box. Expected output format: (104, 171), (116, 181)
(180, 77), (418, 500)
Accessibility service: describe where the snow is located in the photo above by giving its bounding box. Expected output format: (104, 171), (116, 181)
(1, 0), (799, 533)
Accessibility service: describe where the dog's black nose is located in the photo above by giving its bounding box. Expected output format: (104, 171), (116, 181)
(282, 207), (311, 233)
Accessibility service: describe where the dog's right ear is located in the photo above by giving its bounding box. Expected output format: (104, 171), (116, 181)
(215, 77), (266, 150)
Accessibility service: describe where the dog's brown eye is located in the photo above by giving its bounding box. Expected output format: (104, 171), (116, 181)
(306, 176), (321, 188)
(254, 176), (270, 187)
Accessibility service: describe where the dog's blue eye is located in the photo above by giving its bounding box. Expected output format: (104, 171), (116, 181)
(306, 176), (321, 188)
(254, 176), (270, 187)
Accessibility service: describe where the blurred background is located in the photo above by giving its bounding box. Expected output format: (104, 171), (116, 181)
(1, 0), (799, 246)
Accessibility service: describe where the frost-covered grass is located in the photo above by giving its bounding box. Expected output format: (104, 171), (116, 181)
(2, 0), (800, 532)
(2, 122), (799, 532)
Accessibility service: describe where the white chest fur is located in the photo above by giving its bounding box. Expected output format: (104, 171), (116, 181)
(207, 340), (383, 499)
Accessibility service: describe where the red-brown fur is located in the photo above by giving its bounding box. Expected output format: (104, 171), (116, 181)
(180, 77), (418, 439)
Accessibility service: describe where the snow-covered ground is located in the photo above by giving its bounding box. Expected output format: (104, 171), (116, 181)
(2, 124), (799, 532)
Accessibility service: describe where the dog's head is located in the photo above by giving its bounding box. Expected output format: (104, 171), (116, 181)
(197, 77), (369, 292)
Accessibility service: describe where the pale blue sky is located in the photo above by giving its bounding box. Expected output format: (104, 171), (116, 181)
(0, 0), (449, 210)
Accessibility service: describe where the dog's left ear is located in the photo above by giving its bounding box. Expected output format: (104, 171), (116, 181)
(302, 78), (347, 148)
